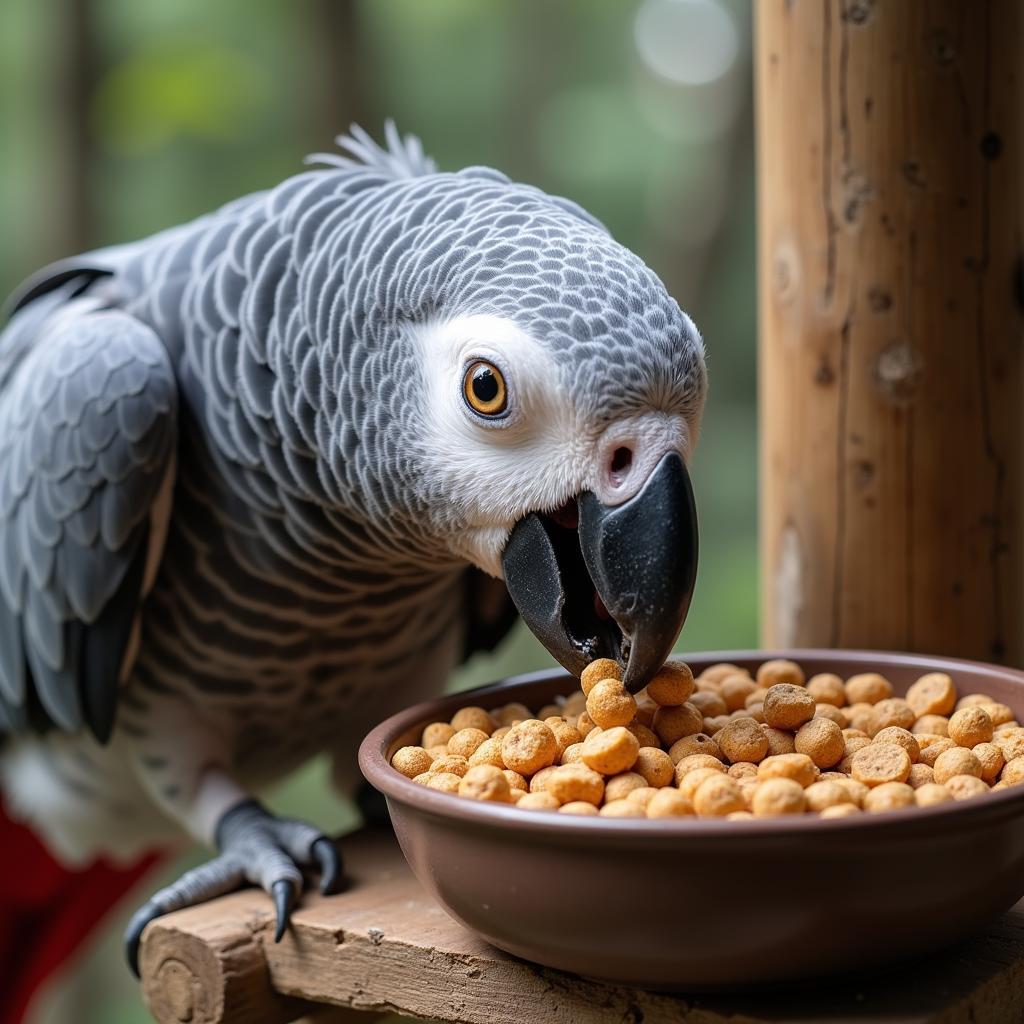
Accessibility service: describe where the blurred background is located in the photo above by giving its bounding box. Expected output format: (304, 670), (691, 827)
(1, 0), (756, 1020)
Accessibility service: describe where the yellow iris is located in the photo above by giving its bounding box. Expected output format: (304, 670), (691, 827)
(463, 360), (507, 416)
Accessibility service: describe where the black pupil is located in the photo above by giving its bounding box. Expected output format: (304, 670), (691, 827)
(472, 367), (500, 404)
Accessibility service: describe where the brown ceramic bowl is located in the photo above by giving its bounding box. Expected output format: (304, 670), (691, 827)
(358, 649), (1024, 989)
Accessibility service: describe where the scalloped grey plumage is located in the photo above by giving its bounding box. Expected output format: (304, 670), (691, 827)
(0, 294), (176, 737)
(0, 122), (705, 788)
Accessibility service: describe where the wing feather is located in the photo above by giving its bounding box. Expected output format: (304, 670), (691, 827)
(0, 297), (177, 740)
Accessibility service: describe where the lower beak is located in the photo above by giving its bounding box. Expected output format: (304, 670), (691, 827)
(501, 452), (698, 692)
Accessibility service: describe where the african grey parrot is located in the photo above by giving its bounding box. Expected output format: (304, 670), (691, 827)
(0, 123), (705, 980)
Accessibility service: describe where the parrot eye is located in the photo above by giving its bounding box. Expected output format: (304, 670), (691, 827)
(463, 360), (508, 417)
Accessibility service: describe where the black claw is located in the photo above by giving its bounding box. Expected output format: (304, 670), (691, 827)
(272, 880), (295, 942)
(124, 899), (164, 977)
(312, 836), (344, 895)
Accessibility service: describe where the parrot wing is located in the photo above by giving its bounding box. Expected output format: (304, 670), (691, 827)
(0, 287), (178, 742)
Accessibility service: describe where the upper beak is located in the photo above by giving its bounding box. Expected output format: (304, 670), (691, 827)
(501, 452), (698, 692)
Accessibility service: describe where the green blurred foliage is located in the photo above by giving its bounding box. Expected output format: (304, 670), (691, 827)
(1, 1), (757, 1020)
(94, 44), (271, 152)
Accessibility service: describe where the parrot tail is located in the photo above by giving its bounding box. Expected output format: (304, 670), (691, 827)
(0, 799), (162, 1024)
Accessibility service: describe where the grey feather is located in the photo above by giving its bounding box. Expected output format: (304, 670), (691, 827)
(0, 302), (177, 739)
(0, 603), (25, 703)
(81, 523), (149, 743)
(5, 262), (113, 318)
(24, 602), (79, 730)
(306, 119), (438, 179)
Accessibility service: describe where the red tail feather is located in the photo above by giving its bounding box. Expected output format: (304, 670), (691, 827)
(0, 800), (162, 1024)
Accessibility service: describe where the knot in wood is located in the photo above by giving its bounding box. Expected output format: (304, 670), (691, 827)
(981, 132), (1003, 161)
(844, 0), (873, 25)
(814, 355), (835, 387)
(867, 286), (892, 313)
(772, 240), (800, 308)
(853, 459), (875, 493)
(874, 340), (922, 404)
(842, 169), (874, 226)
(155, 958), (200, 1022)
(925, 29), (957, 66)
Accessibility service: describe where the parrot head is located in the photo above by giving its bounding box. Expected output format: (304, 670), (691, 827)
(305, 140), (706, 691)
(392, 172), (706, 692)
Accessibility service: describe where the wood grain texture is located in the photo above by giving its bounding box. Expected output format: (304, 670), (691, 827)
(138, 892), (314, 1024)
(139, 829), (1024, 1024)
(756, 0), (1024, 660)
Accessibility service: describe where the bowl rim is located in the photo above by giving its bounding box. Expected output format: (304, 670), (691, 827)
(358, 648), (1024, 839)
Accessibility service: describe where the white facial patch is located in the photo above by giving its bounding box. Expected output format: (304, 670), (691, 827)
(410, 313), (591, 574)
(405, 311), (696, 581)
(408, 312), (696, 578)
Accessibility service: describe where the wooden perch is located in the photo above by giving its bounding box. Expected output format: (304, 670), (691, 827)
(139, 828), (1024, 1024)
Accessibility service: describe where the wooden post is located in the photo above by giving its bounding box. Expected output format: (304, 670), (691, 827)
(756, 0), (1024, 661)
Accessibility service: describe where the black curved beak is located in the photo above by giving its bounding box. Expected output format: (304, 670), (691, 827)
(501, 452), (698, 692)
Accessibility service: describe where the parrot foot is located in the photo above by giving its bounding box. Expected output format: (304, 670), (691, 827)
(124, 799), (343, 976)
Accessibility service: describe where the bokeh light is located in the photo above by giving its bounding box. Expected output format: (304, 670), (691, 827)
(634, 0), (739, 87)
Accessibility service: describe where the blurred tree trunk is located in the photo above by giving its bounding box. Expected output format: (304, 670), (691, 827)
(503, 0), (570, 181)
(312, 0), (370, 143)
(53, 0), (98, 253)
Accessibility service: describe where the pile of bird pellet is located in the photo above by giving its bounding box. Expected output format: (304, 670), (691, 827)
(389, 658), (1024, 818)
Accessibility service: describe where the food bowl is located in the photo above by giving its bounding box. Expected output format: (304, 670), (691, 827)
(358, 649), (1024, 989)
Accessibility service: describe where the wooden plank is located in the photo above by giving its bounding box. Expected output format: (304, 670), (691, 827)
(138, 894), (313, 1024)
(139, 829), (1024, 1024)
